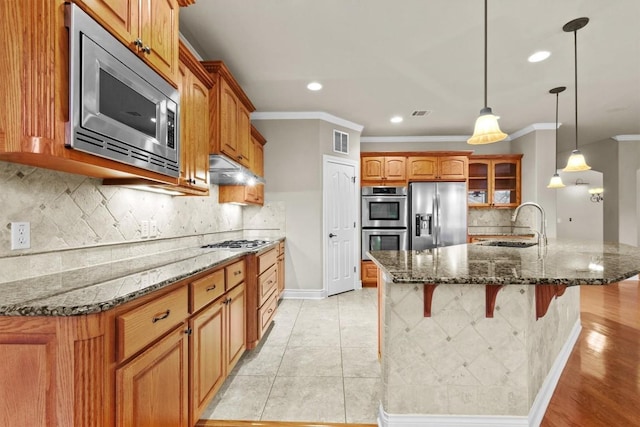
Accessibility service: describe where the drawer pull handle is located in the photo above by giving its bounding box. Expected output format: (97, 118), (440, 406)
(206, 285), (217, 292)
(152, 310), (171, 323)
(267, 280), (273, 285)
(234, 270), (241, 276)
(184, 327), (193, 336)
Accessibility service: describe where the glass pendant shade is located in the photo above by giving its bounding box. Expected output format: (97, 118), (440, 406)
(563, 149), (591, 172)
(547, 173), (565, 188)
(467, 107), (508, 145)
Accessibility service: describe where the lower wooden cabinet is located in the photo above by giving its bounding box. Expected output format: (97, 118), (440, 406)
(361, 260), (379, 287)
(116, 325), (189, 427)
(277, 241), (285, 298)
(190, 281), (245, 423)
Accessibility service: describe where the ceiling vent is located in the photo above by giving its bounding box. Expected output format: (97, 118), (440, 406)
(333, 130), (349, 154)
(411, 110), (432, 117)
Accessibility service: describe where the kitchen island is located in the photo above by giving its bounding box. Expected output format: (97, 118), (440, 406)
(369, 238), (640, 427)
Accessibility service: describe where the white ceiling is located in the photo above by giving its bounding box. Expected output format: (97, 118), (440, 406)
(179, 0), (640, 152)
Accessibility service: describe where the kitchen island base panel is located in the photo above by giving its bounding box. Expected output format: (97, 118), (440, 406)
(380, 281), (580, 419)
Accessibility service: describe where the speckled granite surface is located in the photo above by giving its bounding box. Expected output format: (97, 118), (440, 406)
(0, 237), (283, 317)
(369, 238), (640, 286)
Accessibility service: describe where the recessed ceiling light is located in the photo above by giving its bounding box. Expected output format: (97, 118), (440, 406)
(528, 51), (551, 63)
(390, 116), (403, 124)
(307, 81), (322, 91)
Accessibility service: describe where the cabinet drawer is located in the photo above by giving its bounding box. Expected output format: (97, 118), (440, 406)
(258, 248), (277, 274)
(225, 259), (245, 290)
(117, 286), (189, 362)
(277, 241), (284, 256)
(258, 290), (278, 338)
(191, 268), (225, 313)
(258, 264), (278, 306)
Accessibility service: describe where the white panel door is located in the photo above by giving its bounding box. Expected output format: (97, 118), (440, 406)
(325, 158), (357, 296)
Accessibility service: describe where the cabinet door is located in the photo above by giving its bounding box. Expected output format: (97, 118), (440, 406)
(361, 260), (379, 287)
(116, 326), (188, 427)
(468, 160), (491, 207)
(237, 105), (252, 168)
(407, 157), (437, 180)
(253, 137), (265, 177)
(190, 299), (225, 423)
(226, 282), (246, 371)
(492, 160), (520, 207)
(189, 71), (211, 190)
(75, 0), (138, 45)
(219, 79), (239, 159)
(177, 62), (191, 188)
(277, 254), (285, 297)
(438, 156), (468, 180)
(139, 0), (179, 83)
(361, 157), (385, 181)
(384, 157), (406, 180)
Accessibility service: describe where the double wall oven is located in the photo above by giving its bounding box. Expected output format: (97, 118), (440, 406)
(361, 186), (408, 260)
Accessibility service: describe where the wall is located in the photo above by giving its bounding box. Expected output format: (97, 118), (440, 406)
(511, 130), (558, 238)
(252, 118), (361, 293)
(556, 170), (604, 241)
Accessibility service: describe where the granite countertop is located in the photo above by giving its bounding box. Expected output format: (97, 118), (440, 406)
(368, 238), (640, 286)
(0, 237), (284, 317)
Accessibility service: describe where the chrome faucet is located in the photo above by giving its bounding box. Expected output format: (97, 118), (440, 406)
(511, 202), (547, 247)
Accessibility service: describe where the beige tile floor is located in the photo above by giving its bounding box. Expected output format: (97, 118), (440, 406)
(201, 288), (381, 424)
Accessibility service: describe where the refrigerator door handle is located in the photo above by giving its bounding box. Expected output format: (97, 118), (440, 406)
(435, 194), (440, 245)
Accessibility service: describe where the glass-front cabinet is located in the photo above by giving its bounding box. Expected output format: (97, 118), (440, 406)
(468, 155), (522, 208)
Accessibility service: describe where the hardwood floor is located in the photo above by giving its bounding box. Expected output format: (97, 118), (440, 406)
(199, 280), (639, 427)
(542, 278), (640, 426)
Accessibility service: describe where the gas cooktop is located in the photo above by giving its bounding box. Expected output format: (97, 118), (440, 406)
(202, 239), (272, 250)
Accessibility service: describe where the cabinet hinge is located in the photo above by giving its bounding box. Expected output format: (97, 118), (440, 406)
(354, 266), (356, 273)
(351, 176), (356, 183)
(354, 221), (356, 228)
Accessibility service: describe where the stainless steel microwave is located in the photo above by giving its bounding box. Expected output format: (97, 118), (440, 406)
(66, 4), (180, 177)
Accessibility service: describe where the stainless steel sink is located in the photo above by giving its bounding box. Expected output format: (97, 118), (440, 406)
(485, 241), (537, 248)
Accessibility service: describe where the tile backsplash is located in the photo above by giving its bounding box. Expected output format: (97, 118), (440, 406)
(0, 161), (283, 282)
(468, 208), (535, 235)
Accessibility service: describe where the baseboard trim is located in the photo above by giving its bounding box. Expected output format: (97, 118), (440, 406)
(378, 318), (582, 427)
(281, 288), (326, 299)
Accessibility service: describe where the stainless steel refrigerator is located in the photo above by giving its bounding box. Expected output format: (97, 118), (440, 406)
(409, 182), (467, 250)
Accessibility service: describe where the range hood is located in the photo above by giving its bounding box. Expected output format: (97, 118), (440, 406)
(209, 154), (265, 186)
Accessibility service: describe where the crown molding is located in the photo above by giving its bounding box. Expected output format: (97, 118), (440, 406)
(508, 123), (557, 141)
(251, 111), (364, 132)
(361, 135), (471, 143)
(611, 134), (640, 142)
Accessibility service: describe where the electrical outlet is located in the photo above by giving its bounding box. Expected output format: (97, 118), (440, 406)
(141, 220), (149, 238)
(11, 222), (30, 250)
(149, 220), (157, 238)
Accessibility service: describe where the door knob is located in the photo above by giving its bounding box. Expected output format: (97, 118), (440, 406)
(329, 233), (336, 238)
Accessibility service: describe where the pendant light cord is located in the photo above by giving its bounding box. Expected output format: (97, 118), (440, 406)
(555, 91), (559, 169)
(573, 29), (578, 151)
(483, 0), (488, 109)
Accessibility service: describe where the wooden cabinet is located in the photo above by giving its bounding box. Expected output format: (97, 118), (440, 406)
(75, 0), (180, 85)
(178, 43), (212, 194)
(251, 125), (267, 177)
(218, 184), (264, 206)
(468, 155), (522, 208)
(116, 325), (189, 427)
(407, 155), (468, 181)
(277, 241), (285, 298)
(202, 61), (256, 168)
(189, 260), (246, 424)
(361, 260), (379, 287)
(361, 156), (406, 185)
(245, 244), (281, 349)
(0, 0), (178, 186)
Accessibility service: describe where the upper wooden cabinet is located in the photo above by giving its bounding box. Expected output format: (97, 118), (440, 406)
(202, 61), (256, 168)
(407, 155), (468, 181)
(0, 0), (178, 185)
(251, 125), (267, 177)
(468, 154), (522, 208)
(177, 42), (212, 194)
(361, 156), (406, 185)
(75, 0), (180, 85)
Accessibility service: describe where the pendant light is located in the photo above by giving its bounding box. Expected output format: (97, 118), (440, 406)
(467, 0), (507, 145)
(562, 17), (591, 172)
(547, 86), (566, 188)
